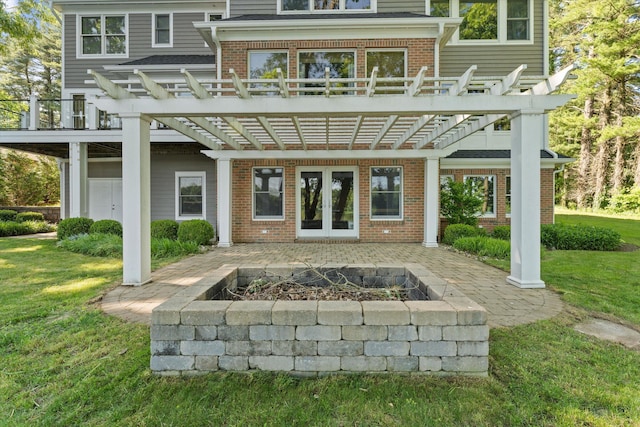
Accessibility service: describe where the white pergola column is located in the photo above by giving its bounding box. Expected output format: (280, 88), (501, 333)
(121, 113), (152, 286)
(423, 156), (440, 247)
(508, 110), (545, 289)
(69, 142), (88, 218)
(217, 158), (233, 247)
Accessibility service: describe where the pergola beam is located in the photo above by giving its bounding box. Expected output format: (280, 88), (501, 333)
(370, 115), (399, 149)
(367, 67), (379, 97)
(229, 69), (286, 150)
(182, 70), (264, 150)
(408, 66), (428, 96)
(136, 70), (243, 151)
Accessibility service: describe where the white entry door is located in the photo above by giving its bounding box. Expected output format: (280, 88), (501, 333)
(296, 167), (358, 238)
(89, 179), (123, 222)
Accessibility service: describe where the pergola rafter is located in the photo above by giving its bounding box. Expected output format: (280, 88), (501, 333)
(88, 64), (575, 153)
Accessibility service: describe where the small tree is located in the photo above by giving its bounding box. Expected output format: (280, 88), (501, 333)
(440, 179), (484, 226)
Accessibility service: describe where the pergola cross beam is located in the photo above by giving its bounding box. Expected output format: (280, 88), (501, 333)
(136, 70), (243, 151)
(182, 69), (264, 150)
(230, 69), (286, 150)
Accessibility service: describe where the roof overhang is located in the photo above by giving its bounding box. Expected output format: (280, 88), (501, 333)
(194, 15), (461, 48)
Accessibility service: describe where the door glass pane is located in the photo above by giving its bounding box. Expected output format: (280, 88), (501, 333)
(300, 172), (323, 230)
(331, 171), (354, 230)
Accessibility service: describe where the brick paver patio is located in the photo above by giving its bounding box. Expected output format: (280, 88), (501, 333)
(101, 243), (563, 328)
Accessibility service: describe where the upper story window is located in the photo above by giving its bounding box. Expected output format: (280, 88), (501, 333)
(366, 50), (406, 93)
(298, 51), (355, 95)
(153, 13), (172, 47)
(428, 0), (531, 43)
(280, 0), (374, 13)
(249, 51), (288, 94)
(79, 15), (127, 57)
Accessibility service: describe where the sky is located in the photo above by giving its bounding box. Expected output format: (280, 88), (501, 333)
(3, 0), (19, 10)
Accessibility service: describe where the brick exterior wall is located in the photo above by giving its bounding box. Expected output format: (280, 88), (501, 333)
(219, 38), (436, 82)
(232, 159), (425, 243)
(439, 168), (555, 233)
(232, 162), (555, 243)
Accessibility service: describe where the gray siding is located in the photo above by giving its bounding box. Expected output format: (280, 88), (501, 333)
(377, 0), (425, 13)
(229, 0), (277, 17)
(149, 154), (217, 225)
(65, 12), (213, 88)
(439, 0), (545, 76)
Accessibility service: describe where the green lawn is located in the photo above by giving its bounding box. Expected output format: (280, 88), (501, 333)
(2, 214), (640, 426)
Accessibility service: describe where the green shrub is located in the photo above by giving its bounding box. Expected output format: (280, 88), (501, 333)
(0, 221), (29, 237)
(89, 219), (123, 237)
(151, 219), (179, 240)
(15, 211), (44, 222)
(151, 238), (200, 259)
(607, 187), (640, 214)
(541, 223), (621, 251)
(57, 233), (123, 258)
(0, 220), (55, 236)
(57, 233), (201, 260)
(491, 225), (511, 241)
(0, 209), (17, 222)
(442, 223), (486, 245)
(453, 236), (511, 259)
(440, 179), (484, 226)
(57, 217), (94, 240)
(177, 220), (215, 245)
(21, 220), (56, 234)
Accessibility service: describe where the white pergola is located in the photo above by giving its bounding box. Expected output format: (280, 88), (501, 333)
(88, 64), (574, 289)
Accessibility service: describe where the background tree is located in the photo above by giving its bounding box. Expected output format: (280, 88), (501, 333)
(549, 0), (640, 211)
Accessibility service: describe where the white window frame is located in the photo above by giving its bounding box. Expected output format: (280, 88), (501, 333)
(248, 50), (289, 93)
(175, 171), (206, 221)
(152, 13), (173, 48)
(425, 0), (533, 44)
(464, 174), (497, 218)
(370, 166), (403, 221)
(365, 49), (408, 78)
(76, 14), (129, 58)
(297, 49), (357, 94)
(252, 167), (285, 221)
(278, 0), (377, 14)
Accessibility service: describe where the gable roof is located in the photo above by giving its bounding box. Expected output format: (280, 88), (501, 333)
(445, 149), (571, 159)
(223, 12), (431, 21)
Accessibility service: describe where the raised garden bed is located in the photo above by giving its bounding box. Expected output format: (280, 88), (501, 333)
(151, 263), (489, 376)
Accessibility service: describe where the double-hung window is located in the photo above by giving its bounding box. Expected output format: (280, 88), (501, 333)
(464, 175), (496, 216)
(80, 15), (127, 56)
(428, 0), (531, 43)
(176, 172), (206, 220)
(281, 0), (374, 12)
(253, 168), (284, 220)
(371, 167), (402, 219)
(153, 13), (172, 47)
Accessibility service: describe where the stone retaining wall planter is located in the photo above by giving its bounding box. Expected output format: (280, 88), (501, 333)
(151, 263), (489, 376)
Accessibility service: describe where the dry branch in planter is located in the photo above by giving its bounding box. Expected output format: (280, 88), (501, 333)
(228, 265), (417, 301)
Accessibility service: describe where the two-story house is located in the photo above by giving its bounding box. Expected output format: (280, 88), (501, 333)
(0, 0), (574, 288)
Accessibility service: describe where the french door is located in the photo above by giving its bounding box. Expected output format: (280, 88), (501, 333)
(297, 167), (358, 238)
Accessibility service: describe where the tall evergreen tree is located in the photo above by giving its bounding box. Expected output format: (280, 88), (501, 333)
(549, 0), (640, 210)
